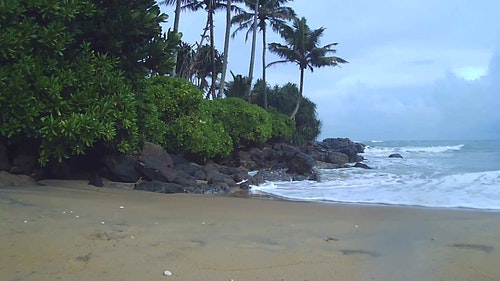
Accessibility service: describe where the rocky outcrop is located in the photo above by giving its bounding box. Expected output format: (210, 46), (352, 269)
(306, 138), (365, 164)
(0, 136), (369, 193)
(389, 153), (403, 158)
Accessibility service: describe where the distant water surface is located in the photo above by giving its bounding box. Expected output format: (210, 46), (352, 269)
(251, 140), (500, 210)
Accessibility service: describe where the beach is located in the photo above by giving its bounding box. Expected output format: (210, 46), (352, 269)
(1, 180), (499, 281)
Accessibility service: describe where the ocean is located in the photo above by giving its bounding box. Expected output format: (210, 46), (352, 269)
(251, 140), (500, 210)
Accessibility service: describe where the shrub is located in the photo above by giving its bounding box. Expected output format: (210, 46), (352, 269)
(140, 76), (233, 159)
(211, 98), (273, 148)
(0, 0), (140, 164)
(267, 107), (296, 140)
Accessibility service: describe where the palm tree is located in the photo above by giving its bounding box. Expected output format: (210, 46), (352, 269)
(172, 0), (242, 98)
(268, 17), (347, 119)
(159, 0), (187, 76)
(218, 0), (245, 99)
(231, 0), (295, 108)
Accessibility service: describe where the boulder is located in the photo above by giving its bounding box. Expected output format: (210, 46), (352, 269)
(134, 180), (185, 194)
(135, 142), (176, 182)
(286, 152), (315, 174)
(325, 151), (350, 165)
(102, 153), (141, 183)
(0, 141), (10, 171)
(389, 153), (403, 158)
(353, 162), (372, 169)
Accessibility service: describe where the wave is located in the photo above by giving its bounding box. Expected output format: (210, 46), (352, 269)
(250, 170), (500, 210)
(365, 144), (464, 155)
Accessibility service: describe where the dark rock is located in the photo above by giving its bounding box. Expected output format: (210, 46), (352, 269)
(44, 158), (91, 180)
(261, 147), (276, 160)
(134, 180), (185, 194)
(254, 169), (293, 182)
(0, 171), (39, 187)
(324, 152), (349, 165)
(313, 138), (366, 163)
(207, 172), (236, 187)
(249, 147), (264, 162)
(353, 162), (372, 169)
(286, 152), (315, 174)
(315, 161), (342, 169)
(11, 152), (37, 175)
(88, 173), (104, 187)
(389, 153), (403, 158)
(135, 142), (176, 182)
(102, 153), (141, 183)
(0, 141), (10, 171)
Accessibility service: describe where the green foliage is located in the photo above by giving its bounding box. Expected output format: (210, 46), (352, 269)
(267, 107), (295, 140)
(211, 98), (273, 147)
(139, 76), (232, 159)
(73, 0), (180, 80)
(0, 0), (141, 164)
(225, 71), (251, 98)
(251, 82), (320, 144)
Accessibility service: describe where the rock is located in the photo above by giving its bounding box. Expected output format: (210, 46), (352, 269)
(135, 142), (176, 182)
(315, 161), (342, 169)
(134, 180), (185, 194)
(389, 153), (403, 158)
(0, 171), (38, 187)
(0, 141), (10, 171)
(314, 138), (365, 163)
(325, 151), (350, 165)
(88, 173), (104, 187)
(102, 153), (141, 183)
(11, 152), (37, 175)
(286, 152), (315, 174)
(353, 162), (372, 169)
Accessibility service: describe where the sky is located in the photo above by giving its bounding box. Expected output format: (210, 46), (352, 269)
(160, 0), (500, 141)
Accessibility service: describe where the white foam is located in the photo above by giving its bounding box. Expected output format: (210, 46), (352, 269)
(251, 170), (500, 210)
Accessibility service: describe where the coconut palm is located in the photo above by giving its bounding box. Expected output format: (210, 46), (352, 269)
(268, 16), (347, 119)
(218, 0), (245, 99)
(231, 0), (295, 108)
(171, 0), (242, 98)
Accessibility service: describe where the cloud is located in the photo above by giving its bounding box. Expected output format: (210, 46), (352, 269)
(317, 51), (500, 140)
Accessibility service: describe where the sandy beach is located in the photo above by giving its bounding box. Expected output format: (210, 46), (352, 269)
(1, 180), (499, 281)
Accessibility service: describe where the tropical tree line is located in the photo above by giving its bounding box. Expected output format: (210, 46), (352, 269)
(161, 0), (347, 119)
(0, 0), (294, 165)
(0, 0), (347, 166)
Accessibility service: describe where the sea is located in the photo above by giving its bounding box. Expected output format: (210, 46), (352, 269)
(251, 140), (500, 210)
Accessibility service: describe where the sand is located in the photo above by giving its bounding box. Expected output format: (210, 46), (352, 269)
(1, 180), (499, 281)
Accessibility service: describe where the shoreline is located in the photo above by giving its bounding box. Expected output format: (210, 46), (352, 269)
(1, 181), (500, 281)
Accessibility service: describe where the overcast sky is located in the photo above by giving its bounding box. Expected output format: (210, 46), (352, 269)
(160, 0), (500, 141)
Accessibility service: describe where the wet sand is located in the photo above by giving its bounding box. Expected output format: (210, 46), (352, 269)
(1, 180), (499, 281)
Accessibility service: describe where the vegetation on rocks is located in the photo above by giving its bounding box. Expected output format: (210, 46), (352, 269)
(0, 0), (346, 169)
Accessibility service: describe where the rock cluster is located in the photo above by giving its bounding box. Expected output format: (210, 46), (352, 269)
(0, 137), (369, 194)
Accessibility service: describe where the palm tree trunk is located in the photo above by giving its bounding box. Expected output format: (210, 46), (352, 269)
(262, 27), (268, 109)
(247, 0), (259, 102)
(218, 0), (232, 99)
(209, 0), (216, 99)
(173, 0), (181, 32)
(290, 67), (304, 119)
(172, 0), (182, 76)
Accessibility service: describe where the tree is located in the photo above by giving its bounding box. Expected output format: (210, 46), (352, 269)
(75, 0), (180, 81)
(218, 0), (246, 98)
(268, 17), (347, 119)
(180, 0), (242, 98)
(159, 0), (188, 76)
(252, 82), (321, 143)
(231, 0), (295, 108)
(225, 71), (251, 98)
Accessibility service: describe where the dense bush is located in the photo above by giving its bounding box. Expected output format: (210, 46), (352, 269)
(142, 76), (233, 159)
(211, 98), (273, 148)
(267, 107), (296, 140)
(251, 81), (321, 144)
(0, 1), (140, 164)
